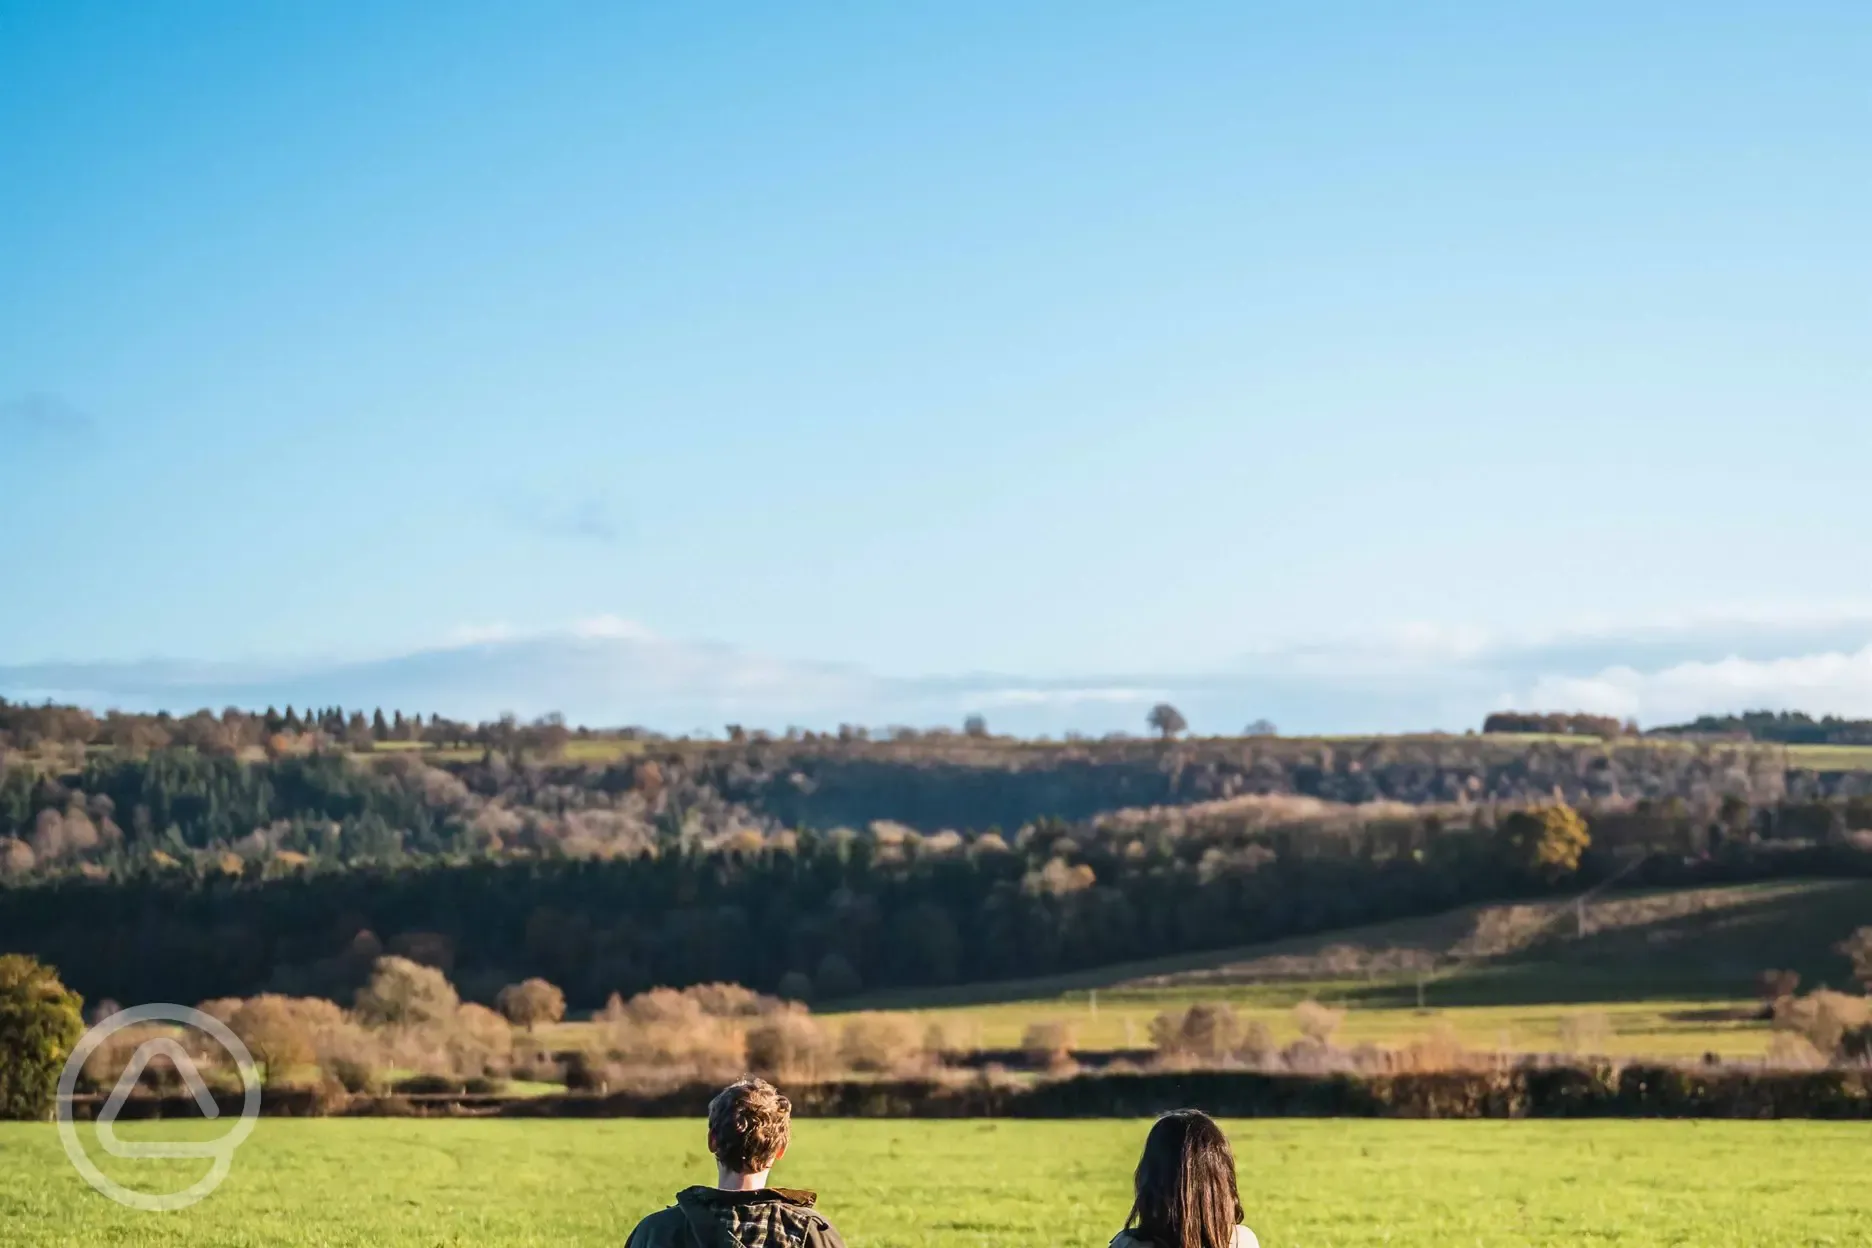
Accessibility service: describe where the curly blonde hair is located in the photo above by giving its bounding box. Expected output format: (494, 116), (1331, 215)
(707, 1077), (792, 1173)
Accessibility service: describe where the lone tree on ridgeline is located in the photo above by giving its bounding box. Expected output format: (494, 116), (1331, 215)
(0, 954), (85, 1120)
(1147, 703), (1188, 740)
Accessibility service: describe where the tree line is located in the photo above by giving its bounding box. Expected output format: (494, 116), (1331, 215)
(0, 697), (575, 757)
(2, 695), (1869, 1016)
(1480, 711), (1633, 739)
(4, 724), (1821, 884)
(7, 776), (1872, 1013)
(1654, 711), (1872, 746)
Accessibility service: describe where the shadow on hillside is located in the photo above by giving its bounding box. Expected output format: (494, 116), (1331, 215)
(850, 879), (1872, 1014)
(1340, 879), (1872, 1009)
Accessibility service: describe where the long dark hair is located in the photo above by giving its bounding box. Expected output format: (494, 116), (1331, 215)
(1124, 1110), (1244, 1248)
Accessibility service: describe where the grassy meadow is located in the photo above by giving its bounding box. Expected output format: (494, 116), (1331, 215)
(805, 879), (1872, 1060)
(867, 991), (1770, 1058)
(2, 1118), (1865, 1247)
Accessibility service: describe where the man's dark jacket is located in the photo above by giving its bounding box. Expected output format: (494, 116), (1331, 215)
(626, 1186), (847, 1248)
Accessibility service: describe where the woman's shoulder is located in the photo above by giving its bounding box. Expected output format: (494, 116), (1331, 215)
(1232, 1226), (1260, 1248)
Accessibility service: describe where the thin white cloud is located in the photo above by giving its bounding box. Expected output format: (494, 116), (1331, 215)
(443, 616), (655, 648)
(976, 686), (1165, 707)
(570, 615), (657, 642)
(11, 610), (1872, 736)
(443, 622), (518, 646)
(0, 393), (96, 442)
(1527, 645), (1872, 724)
(508, 491), (627, 546)
(1238, 605), (1872, 678)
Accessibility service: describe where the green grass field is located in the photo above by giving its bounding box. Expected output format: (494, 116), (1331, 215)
(1784, 744), (1872, 772)
(819, 879), (1872, 1059)
(875, 992), (1771, 1058)
(364, 737), (647, 764)
(2, 1119), (1864, 1246)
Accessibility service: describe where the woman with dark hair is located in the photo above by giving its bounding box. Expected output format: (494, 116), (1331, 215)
(1111, 1110), (1259, 1248)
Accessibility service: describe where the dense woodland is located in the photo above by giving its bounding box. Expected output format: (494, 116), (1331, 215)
(5, 699), (1872, 1009)
(0, 697), (571, 757)
(0, 725), (1829, 879)
(1654, 711), (1872, 745)
(1480, 711), (1631, 738)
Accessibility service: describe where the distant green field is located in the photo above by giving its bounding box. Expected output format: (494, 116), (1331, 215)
(874, 991), (1770, 1058)
(364, 737), (645, 764)
(1784, 743), (1872, 772)
(2, 1119), (1864, 1247)
(1437, 735), (1872, 771)
(829, 879), (1872, 1058)
(345, 731), (1872, 776)
(359, 734), (1872, 773)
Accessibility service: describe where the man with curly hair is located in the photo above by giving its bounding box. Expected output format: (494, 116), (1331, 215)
(625, 1078), (847, 1248)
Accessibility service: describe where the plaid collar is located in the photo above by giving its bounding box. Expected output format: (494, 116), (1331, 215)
(678, 1186), (819, 1209)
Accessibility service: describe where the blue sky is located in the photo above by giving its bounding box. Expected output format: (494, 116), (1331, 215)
(2, 2), (1869, 733)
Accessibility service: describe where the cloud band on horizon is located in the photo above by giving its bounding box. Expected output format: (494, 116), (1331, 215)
(6, 612), (1872, 736)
